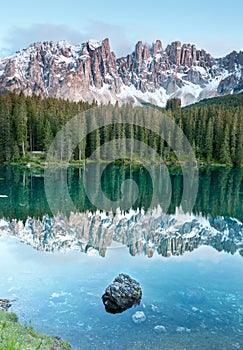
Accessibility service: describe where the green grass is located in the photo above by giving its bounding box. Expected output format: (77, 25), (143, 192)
(0, 310), (71, 350)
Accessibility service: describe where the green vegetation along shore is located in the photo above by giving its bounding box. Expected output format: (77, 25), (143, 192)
(0, 310), (71, 350)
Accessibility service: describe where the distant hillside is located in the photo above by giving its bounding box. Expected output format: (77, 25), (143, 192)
(187, 92), (243, 108)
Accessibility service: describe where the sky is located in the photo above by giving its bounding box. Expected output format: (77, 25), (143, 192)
(0, 0), (242, 58)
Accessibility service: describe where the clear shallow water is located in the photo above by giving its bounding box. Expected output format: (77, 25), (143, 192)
(0, 237), (242, 349)
(0, 165), (243, 349)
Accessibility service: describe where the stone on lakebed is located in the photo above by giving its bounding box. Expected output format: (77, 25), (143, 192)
(132, 311), (146, 324)
(102, 273), (142, 314)
(0, 299), (12, 311)
(154, 325), (167, 333)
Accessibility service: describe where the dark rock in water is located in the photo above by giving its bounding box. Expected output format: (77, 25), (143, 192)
(0, 299), (12, 311)
(102, 273), (142, 314)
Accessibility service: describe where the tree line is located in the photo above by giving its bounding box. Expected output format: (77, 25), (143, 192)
(0, 92), (242, 166)
(0, 92), (95, 162)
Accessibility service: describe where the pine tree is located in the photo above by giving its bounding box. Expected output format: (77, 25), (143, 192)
(0, 95), (12, 161)
(220, 125), (232, 165)
(43, 119), (53, 152)
(166, 98), (181, 111)
(173, 116), (184, 153)
(235, 114), (243, 167)
(13, 93), (28, 156)
(204, 118), (213, 161)
(230, 114), (237, 165)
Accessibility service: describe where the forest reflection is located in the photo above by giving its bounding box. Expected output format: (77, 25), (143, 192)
(0, 165), (242, 222)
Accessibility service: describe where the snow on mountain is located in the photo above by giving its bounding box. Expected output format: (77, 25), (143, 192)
(0, 38), (242, 106)
(88, 39), (103, 50)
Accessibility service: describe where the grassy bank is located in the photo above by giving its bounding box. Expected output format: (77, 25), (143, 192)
(0, 310), (71, 350)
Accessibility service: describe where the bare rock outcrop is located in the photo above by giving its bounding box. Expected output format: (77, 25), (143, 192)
(0, 37), (242, 106)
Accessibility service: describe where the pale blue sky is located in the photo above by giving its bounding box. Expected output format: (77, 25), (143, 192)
(0, 0), (242, 58)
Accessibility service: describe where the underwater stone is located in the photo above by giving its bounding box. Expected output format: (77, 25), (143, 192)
(176, 326), (191, 333)
(0, 299), (12, 311)
(151, 304), (160, 312)
(154, 325), (167, 333)
(132, 311), (146, 324)
(102, 273), (142, 314)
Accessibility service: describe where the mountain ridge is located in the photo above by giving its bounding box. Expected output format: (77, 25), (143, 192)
(0, 38), (242, 106)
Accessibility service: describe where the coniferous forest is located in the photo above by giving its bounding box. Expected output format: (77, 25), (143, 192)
(0, 91), (242, 166)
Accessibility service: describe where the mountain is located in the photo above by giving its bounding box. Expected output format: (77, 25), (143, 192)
(0, 38), (243, 106)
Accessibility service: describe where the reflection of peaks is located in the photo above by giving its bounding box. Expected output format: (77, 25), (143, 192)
(0, 208), (242, 257)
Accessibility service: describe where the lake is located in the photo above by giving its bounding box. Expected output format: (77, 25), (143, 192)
(0, 164), (242, 349)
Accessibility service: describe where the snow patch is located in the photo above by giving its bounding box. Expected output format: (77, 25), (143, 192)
(0, 219), (8, 227)
(117, 84), (168, 107)
(193, 66), (207, 76)
(88, 39), (102, 50)
(57, 56), (75, 65)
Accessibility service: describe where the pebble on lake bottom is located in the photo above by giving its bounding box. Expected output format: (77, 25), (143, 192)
(132, 311), (146, 324)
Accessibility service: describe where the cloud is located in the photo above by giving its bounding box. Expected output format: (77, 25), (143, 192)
(1, 21), (133, 58)
(2, 23), (84, 55)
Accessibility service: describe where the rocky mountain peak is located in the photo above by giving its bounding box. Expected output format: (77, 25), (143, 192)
(87, 39), (103, 51)
(0, 37), (242, 106)
(166, 41), (182, 65)
(152, 39), (163, 55)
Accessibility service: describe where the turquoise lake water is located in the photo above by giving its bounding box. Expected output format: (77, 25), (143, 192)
(0, 165), (242, 349)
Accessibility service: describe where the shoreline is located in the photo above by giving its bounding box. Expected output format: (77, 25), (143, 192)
(0, 307), (71, 349)
(1, 157), (241, 170)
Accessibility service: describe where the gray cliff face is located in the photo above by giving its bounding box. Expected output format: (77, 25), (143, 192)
(0, 39), (121, 103)
(0, 38), (242, 106)
(117, 40), (216, 95)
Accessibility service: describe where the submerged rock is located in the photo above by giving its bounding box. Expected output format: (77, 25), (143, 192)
(0, 299), (12, 311)
(102, 273), (142, 314)
(132, 311), (146, 324)
(151, 304), (160, 313)
(154, 325), (167, 333)
(176, 326), (191, 333)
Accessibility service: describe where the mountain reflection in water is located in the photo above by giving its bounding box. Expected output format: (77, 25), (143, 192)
(0, 207), (242, 257)
(0, 165), (242, 257)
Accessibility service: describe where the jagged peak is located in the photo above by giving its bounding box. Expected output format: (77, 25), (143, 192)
(0, 37), (242, 107)
(86, 38), (110, 51)
(152, 39), (163, 55)
(87, 39), (103, 50)
(2, 37), (241, 63)
(8, 38), (105, 59)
